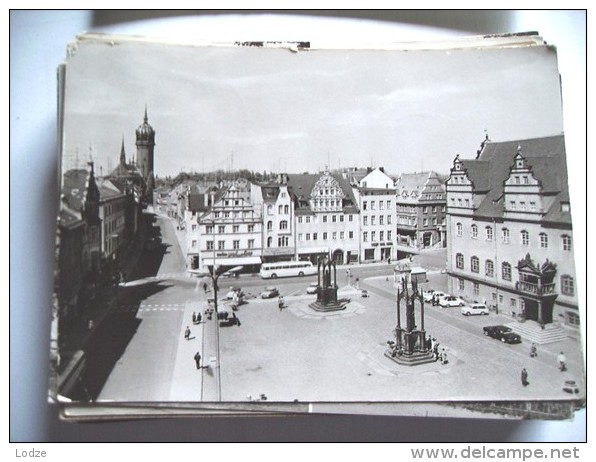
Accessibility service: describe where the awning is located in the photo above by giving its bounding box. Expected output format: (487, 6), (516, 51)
(202, 256), (262, 266)
(297, 246), (329, 254)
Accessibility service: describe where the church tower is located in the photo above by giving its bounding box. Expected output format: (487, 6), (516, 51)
(135, 106), (156, 203)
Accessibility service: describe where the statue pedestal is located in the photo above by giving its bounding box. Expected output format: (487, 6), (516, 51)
(386, 328), (436, 366)
(309, 288), (347, 312)
(384, 348), (436, 366)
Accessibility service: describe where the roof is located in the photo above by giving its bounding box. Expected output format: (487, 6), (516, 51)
(58, 206), (84, 230)
(286, 172), (359, 212)
(461, 135), (570, 223)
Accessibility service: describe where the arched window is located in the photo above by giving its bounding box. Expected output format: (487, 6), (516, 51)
(561, 275), (574, 296)
(280, 220), (288, 230)
(521, 230), (529, 246)
(562, 234), (572, 251)
(485, 260), (494, 277)
(502, 262), (512, 281)
(267, 236), (273, 248)
(485, 226), (493, 241)
(267, 221), (273, 232)
(456, 222), (463, 236)
(471, 256), (479, 273)
(502, 228), (510, 244)
(267, 204), (273, 215)
(539, 232), (549, 248)
(456, 253), (464, 269)
(471, 224), (478, 239)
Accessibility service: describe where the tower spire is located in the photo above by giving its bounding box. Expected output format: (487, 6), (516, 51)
(144, 104), (148, 123)
(120, 136), (126, 165)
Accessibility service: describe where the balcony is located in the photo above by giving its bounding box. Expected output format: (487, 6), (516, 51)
(516, 280), (557, 296)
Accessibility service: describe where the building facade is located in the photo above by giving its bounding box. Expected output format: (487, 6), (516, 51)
(352, 167), (397, 262)
(445, 135), (579, 330)
(135, 107), (156, 205)
(287, 169), (359, 264)
(395, 171), (447, 251)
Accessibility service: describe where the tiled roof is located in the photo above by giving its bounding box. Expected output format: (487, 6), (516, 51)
(461, 135), (570, 224)
(286, 172), (359, 212)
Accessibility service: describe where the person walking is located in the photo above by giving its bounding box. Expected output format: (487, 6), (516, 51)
(184, 326), (191, 340)
(521, 368), (529, 386)
(194, 351), (201, 369)
(530, 343), (537, 358)
(558, 351), (567, 371)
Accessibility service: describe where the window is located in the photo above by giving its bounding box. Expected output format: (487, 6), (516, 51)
(457, 198), (462, 207)
(432, 217), (437, 226)
(280, 220), (288, 230)
(298, 216), (303, 224)
(224, 212), (230, 218)
(278, 205), (283, 214)
(471, 256), (479, 273)
(306, 216), (311, 224)
(520, 201), (526, 210)
(298, 233), (303, 241)
(423, 206), (428, 214)
(306, 233), (311, 241)
(473, 282), (480, 296)
(387, 200), (391, 209)
(218, 225), (225, 234)
(379, 231), (384, 241)
(248, 239), (254, 248)
(206, 225), (214, 234)
(530, 202), (536, 211)
(284, 205), (289, 214)
(562, 235), (572, 251)
(521, 230), (529, 246)
(561, 275), (575, 296)
(485, 226), (493, 241)
(371, 216), (376, 226)
(332, 232), (337, 240)
(323, 232), (328, 240)
(456, 223), (463, 237)
(340, 215), (344, 222)
(349, 231), (354, 239)
(278, 236), (289, 247)
(218, 240), (225, 250)
(371, 231), (376, 241)
(206, 241), (214, 250)
(510, 201), (516, 210)
(340, 231), (345, 239)
(387, 231), (392, 240)
(502, 228), (510, 244)
(363, 232), (368, 242)
(442, 205), (446, 212)
(267, 236), (272, 248)
(523, 176), (529, 184)
(363, 216), (368, 226)
(349, 215), (353, 222)
(323, 215), (328, 223)
(465, 199), (470, 208)
(233, 240), (240, 250)
(192, 224), (197, 231)
(458, 278), (465, 291)
(471, 224), (478, 238)
(456, 253), (464, 269)
(423, 218), (428, 226)
(502, 262), (512, 281)
(510, 298), (517, 309)
(232, 225), (239, 233)
(313, 233), (318, 240)
(379, 201), (384, 210)
(248, 224), (255, 233)
(540, 232), (548, 248)
(191, 240), (197, 248)
(371, 201), (376, 210)
(485, 260), (494, 277)
(363, 201), (367, 210)
(267, 221), (273, 232)
(387, 215), (392, 224)
(332, 215), (337, 223)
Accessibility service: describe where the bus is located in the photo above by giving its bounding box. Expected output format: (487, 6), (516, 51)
(259, 261), (317, 279)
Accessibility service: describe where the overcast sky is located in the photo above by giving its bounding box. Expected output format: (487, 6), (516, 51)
(61, 36), (564, 178)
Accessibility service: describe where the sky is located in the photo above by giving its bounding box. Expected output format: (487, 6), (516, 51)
(61, 35), (564, 179)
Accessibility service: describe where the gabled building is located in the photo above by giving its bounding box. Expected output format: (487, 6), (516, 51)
(352, 167), (397, 262)
(196, 185), (263, 272)
(445, 134), (579, 334)
(395, 171), (447, 251)
(250, 175), (296, 262)
(286, 168), (359, 264)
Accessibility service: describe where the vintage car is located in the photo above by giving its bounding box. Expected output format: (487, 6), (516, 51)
(461, 303), (490, 316)
(483, 325), (522, 344)
(306, 283), (319, 294)
(438, 295), (465, 308)
(260, 287), (280, 299)
(562, 379), (580, 394)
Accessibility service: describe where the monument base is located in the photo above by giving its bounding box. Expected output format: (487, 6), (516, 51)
(384, 349), (437, 366)
(309, 300), (348, 312)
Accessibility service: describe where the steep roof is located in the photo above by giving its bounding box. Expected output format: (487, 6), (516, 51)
(461, 135), (570, 224)
(286, 172), (359, 212)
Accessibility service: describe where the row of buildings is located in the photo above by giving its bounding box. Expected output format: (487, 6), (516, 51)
(176, 166), (448, 272)
(174, 133), (578, 332)
(55, 110), (156, 330)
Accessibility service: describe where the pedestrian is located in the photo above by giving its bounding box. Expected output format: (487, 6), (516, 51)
(194, 351), (201, 369)
(521, 368), (529, 386)
(184, 326), (191, 340)
(530, 343), (537, 358)
(558, 351), (567, 371)
(192, 312), (197, 324)
(197, 312), (202, 323)
(278, 295), (284, 311)
(440, 348), (449, 365)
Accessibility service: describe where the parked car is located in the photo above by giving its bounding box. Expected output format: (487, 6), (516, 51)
(261, 287), (280, 299)
(439, 295), (465, 308)
(461, 303), (489, 316)
(225, 287), (244, 300)
(306, 283), (319, 294)
(562, 379), (580, 394)
(483, 325), (522, 344)
(429, 291), (446, 305)
(361, 289), (370, 298)
(422, 289), (435, 302)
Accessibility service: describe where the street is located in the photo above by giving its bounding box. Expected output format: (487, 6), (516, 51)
(88, 213), (584, 405)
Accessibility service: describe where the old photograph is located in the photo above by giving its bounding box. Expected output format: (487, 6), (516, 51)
(51, 32), (585, 413)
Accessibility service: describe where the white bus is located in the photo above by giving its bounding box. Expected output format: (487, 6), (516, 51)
(259, 261), (317, 279)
